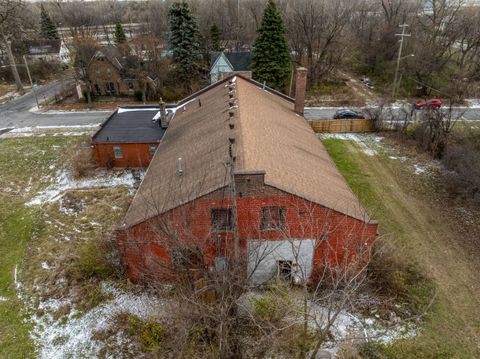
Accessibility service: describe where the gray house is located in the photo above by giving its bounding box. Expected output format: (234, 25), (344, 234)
(210, 51), (252, 83)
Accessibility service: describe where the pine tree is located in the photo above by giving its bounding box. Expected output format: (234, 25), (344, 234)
(210, 23), (222, 52)
(114, 22), (127, 44)
(168, 2), (203, 90)
(40, 4), (59, 40)
(251, 0), (291, 91)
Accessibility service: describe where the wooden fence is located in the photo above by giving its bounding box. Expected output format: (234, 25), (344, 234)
(308, 119), (373, 133)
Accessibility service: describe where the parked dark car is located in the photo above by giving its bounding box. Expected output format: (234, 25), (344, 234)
(414, 99), (442, 109)
(333, 109), (365, 119)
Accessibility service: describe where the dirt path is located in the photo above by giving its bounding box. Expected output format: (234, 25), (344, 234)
(344, 140), (480, 356)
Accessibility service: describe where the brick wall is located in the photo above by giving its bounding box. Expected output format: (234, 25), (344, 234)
(117, 172), (378, 283)
(92, 142), (158, 168)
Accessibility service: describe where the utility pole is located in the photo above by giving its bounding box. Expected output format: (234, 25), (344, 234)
(392, 24), (411, 99)
(23, 55), (39, 107)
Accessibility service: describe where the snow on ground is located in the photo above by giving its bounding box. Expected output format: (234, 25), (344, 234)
(465, 99), (480, 108)
(0, 296), (8, 302)
(1, 124), (100, 138)
(414, 164), (427, 174)
(31, 282), (165, 359)
(319, 133), (383, 156)
(26, 169), (143, 206)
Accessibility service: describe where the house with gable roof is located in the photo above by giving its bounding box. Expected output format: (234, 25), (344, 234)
(114, 69), (378, 285)
(210, 51), (252, 83)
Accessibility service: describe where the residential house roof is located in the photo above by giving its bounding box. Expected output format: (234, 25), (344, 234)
(92, 105), (173, 143)
(23, 40), (61, 55)
(122, 76), (372, 228)
(210, 51), (252, 72)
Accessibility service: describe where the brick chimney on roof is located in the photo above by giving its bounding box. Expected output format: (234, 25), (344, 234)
(294, 67), (308, 115)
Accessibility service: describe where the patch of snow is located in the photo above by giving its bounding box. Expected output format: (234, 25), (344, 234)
(117, 107), (158, 114)
(0, 296), (8, 302)
(389, 156), (407, 162)
(32, 282), (165, 359)
(41, 262), (51, 270)
(465, 99), (480, 108)
(26, 169), (142, 206)
(319, 133), (383, 156)
(414, 164), (426, 174)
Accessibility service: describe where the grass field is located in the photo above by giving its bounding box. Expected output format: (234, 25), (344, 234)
(322, 137), (480, 358)
(0, 135), (138, 358)
(0, 136), (82, 358)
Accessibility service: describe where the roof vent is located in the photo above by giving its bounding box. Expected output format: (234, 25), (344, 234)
(229, 122), (234, 129)
(228, 84), (235, 91)
(228, 136), (235, 144)
(228, 92), (234, 99)
(228, 99), (235, 106)
(229, 110), (235, 117)
(177, 158), (184, 176)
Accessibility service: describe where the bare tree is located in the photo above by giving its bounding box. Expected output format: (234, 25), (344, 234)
(0, 0), (25, 90)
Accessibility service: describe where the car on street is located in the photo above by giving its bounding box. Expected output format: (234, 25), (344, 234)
(414, 98), (442, 109)
(333, 109), (365, 119)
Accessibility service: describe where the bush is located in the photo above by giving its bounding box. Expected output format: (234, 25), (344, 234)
(442, 129), (480, 204)
(66, 143), (96, 179)
(254, 280), (291, 323)
(116, 313), (165, 352)
(68, 235), (123, 282)
(133, 90), (143, 102)
(368, 240), (436, 316)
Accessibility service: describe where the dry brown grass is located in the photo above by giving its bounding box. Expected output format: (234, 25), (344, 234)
(65, 143), (96, 179)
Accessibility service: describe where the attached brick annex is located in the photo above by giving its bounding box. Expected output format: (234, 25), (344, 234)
(116, 74), (378, 285)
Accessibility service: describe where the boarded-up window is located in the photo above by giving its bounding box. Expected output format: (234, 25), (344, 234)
(260, 206), (286, 230)
(113, 146), (123, 159)
(211, 208), (232, 231)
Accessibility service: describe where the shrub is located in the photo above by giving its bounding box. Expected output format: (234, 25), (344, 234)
(442, 129), (480, 204)
(68, 234), (123, 282)
(368, 239), (436, 316)
(254, 280), (291, 323)
(66, 143), (96, 179)
(133, 90), (143, 102)
(117, 313), (165, 352)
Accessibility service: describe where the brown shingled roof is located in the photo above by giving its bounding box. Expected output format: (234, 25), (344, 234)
(122, 76), (371, 228)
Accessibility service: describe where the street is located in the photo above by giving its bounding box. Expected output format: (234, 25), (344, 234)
(1, 80), (479, 130)
(0, 78), (109, 129)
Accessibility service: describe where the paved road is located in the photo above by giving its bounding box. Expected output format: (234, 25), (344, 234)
(304, 106), (480, 121)
(0, 78), (109, 129)
(1, 80), (479, 129)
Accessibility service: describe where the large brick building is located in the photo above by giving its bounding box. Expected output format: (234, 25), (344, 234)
(116, 73), (378, 284)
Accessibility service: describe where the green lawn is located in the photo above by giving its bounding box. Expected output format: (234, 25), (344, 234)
(322, 137), (480, 358)
(0, 136), (85, 358)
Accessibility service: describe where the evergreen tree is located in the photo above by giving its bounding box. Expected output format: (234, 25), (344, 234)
(114, 21), (127, 44)
(40, 5), (59, 40)
(251, 0), (291, 91)
(168, 2), (203, 90)
(210, 23), (222, 52)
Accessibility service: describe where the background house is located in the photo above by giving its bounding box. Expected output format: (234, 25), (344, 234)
(116, 74), (378, 284)
(210, 51), (252, 83)
(22, 39), (71, 65)
(87, 47), (141, 97)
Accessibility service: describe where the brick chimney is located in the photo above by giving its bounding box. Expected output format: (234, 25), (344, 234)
(294, 67), (308, 115)
(159, 99), (169, 129)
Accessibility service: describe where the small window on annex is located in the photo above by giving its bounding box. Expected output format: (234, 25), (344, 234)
(211, 208), (233, 232)
(149, 145), (157, 155)
(113, 146), (123, 159)
(260, 206), (286, 230)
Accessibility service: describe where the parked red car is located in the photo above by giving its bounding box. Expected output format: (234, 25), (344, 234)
(414, 99), (442, 109)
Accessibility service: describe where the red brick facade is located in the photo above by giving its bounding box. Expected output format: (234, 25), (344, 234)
(92, 142), (158, 168)
(117, 173), (378, 283)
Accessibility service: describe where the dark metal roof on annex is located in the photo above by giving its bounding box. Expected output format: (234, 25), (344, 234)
(92, 106), (172, 143)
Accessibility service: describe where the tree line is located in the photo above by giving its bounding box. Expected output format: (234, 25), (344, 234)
(2, 0), (480, 98)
